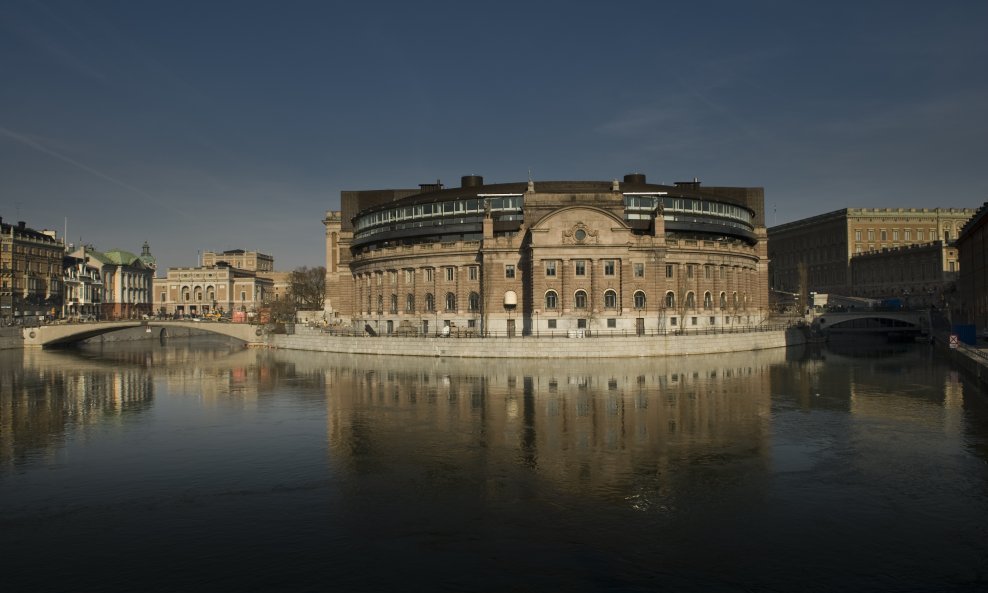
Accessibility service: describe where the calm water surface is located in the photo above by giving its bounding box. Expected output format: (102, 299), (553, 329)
(1, 338), (987, 592)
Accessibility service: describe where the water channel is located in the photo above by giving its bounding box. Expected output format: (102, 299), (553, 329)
(1, 337), (987, 592)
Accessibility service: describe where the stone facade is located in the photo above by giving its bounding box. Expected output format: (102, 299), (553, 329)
(957, 202), (988, 330)
(0, 217), (64, 322)
(202, 249), (274, 272)
(86, 243), (156, 320)
(849, 242), (958, 308)
(325, 174), (769, 337)
(768, 208), (975, 302)
(152, 266), (272, 317)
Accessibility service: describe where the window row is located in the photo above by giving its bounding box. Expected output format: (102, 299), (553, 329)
(353, 196), (523, 234)
(542, 289), (747, 311)
(369, 292), (483, 313)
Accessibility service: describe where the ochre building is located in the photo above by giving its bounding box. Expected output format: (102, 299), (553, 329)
(768, 207), (975, 302)
(323, 174), (769, 337)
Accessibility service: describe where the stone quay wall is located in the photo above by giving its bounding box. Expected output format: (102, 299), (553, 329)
(0, 327), (21, 350)
(269, 326), (805, 359)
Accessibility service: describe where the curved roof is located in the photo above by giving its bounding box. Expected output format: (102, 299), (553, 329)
(358, 177), (754, 216)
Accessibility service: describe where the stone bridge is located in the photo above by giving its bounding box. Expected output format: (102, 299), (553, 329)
(22, 321), (266, 348)
(813, 310), (931, 337)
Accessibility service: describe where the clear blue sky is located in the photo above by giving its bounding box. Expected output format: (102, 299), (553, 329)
(2, 0), (986, 271)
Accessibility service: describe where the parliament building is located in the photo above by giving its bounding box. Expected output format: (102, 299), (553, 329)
(323, 174), (769, 337)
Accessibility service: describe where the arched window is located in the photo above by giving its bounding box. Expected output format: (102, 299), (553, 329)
(195, 288), (203, 301)
(468, 292), (480, 312)
(182, 286), (190, 302)
(720, 292), (727, 309)
(703, 291), (712, 310)
(665, 291), (675, 308)
(390, 294), (398, 313)
(685, 291), (695, 309)
(732, 291), (739, 308)
(406, 294), (415, 312)
(575, 290), (588, 309)
(634, 291), (646, 309)
(545, 290), (558, 310)
(445, 292), (456, 311)
(425, 293), (435, 312)
(604, 289), (617, 309)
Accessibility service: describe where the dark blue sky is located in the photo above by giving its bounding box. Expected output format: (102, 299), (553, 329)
(2, 0), (986, 271)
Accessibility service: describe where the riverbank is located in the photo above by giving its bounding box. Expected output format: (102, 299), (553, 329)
(936, 335), (988, 388)
(269, 325), (807, 358)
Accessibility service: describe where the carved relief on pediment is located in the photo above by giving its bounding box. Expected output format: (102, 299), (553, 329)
(562, 222), (598, 245)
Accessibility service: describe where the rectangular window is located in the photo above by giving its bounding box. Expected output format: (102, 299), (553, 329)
(425, 268), (434, 282)
(665, 264), (674, 278)
(404, 269), (414, 284)
(547, 319), (557, 329)
(704, 266), (712, 279)
(575, 260), (586, 276)
(949, 261), (956, 272)
(905, 229), (912, 241)
(691, 316), (698, 326)
(880, 230), (887, 241)
(917, 230), (923, 241)
(390, 271), (397, 285)
(868, 229), (875, 241)
(634, 263), (644, 277)
(240, 291), (246, 301)
(670, 317), (677, 326)
(468, 267), (478, 281)
(892, 229), (899, 241)
(505, 264), (515, 279)
(160, 292), (166, 302)
(604, 260), (615, 276)
(577, 318), (587, 329)
(686, 264), (694, 279)
(545, 261), (557, 277)
(607, 318), (616, 328)
(855, 230), (862, 241)
(709, 316), (716, 325)
(445, 267), (454, 282)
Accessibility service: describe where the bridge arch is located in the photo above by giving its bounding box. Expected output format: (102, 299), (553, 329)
(23, 321), (265, 348)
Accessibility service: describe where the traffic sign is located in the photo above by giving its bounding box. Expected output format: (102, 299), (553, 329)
(949, 334), (959, 349)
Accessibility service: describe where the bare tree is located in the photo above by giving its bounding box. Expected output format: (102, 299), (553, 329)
(290, 266), (327, 310)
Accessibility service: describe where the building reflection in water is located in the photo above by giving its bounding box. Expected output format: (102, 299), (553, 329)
(0, 347), (155, 468)
(314, 349), (785, 510)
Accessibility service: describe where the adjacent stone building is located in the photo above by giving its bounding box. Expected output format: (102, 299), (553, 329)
(768, 208), (975, 304)
(0, 216), (65, 322)
(203, 249), (290, 302)
(153, 265), (272, 318)
(849, 241), (958, 309)
(86, 242), (156, 319)
(62, 246), (103, 319)
(324, 174), (769, 336)
(957, 202), (988, 331)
